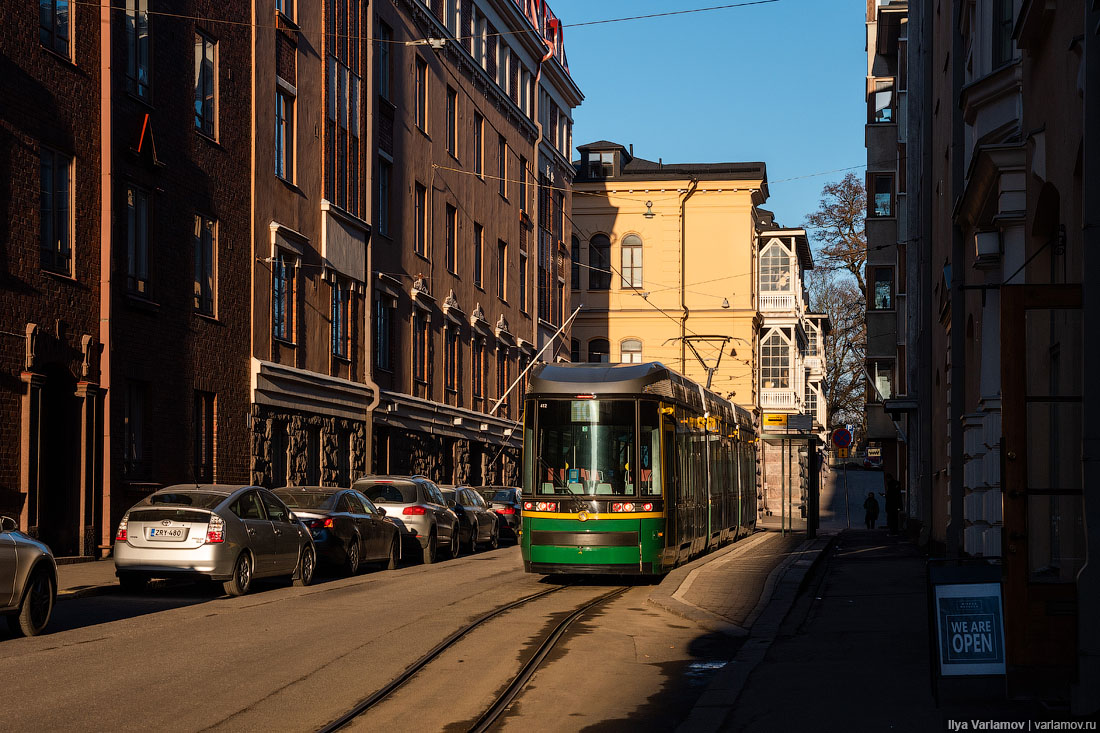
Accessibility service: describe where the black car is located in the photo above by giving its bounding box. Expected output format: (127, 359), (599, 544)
(477, 486), (522, 542)
(274, 487), (400, 575)
(440, 487), (499, 554)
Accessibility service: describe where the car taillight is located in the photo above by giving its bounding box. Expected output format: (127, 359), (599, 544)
(403, 506), (427, 515)
(495, 507), (516, 515)
(535, 502), (558, 512)
(115, 514), (129, 542)
(306, 518), (334, 530)
(611, 503), (636, 513)
(206, 514), (225, 544)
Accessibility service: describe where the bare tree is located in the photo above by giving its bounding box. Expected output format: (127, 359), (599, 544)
(805, 172), (867, 296)
(807, 269), (865, 430)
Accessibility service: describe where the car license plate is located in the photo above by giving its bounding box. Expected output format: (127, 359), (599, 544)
(149, 527), (187, 541)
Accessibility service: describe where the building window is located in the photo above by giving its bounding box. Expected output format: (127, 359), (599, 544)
(570, 338), (580, 363)
(414, 182), (427, 257)
(761, 330), (790, 389)
(473, 10), (487, 67)
(554, 274), (564, 325)
(376, 22), (391, 101)
(412, 311), (430, 389)
(519, 252), (528, 312)
(498, 136), (507, 198)
(589, 234), (611, 290)
(126, 185), (150, 296)
(586, 152), (614, 179)
(621, 339), (642, 364)
(446, 86), (458, 158)
(588, 339), (609, 363)
(194, 32), (216, 137)
(472, 338), (485, 400)
(620, 234), (642, 288)
(496, 38), (508, 89)
(496, 348), (510, 415)
(519, 156), (528, 211)
(871, 174), (894, 217)
(497, 240), (507, 300)
(473, 223), (483, 287)
(273, 252), (295, 342)
(123, 380), (148, 479)
(870, 360), (894, 401)
(40, 149), (72, 276)
(374, 294), (394, 372)
(415, 57), (427, 131)
(474, 113), (483, 177)
(126, 0), (150, 98)
(760, 242), (792, 291)
(992, 0), (1014, 68)
(444, 327), (460, 395)
(445, 0), (458, 34)
(193, 391), (215, 483)
(376, 158), (391, 237)
(805, 381), (817, 418)
(869, 79), (894, 123)
(446, 204), (457, 273)
(331, 279), (349, 358)
(872, 267), (894, 310)
(40, 0), (70, 57)
(194, 214), (216, 315)
(570, 236), (580, 290)
(325, 46), (363, 214)
(276, 88), (295, 180)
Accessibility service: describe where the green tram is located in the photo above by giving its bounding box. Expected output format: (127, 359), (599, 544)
(520, 362), (757, 576)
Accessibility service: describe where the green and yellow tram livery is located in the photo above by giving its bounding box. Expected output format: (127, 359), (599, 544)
(520, 362), (758, 576)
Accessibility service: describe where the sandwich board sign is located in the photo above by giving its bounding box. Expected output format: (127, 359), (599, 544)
(932, 581), (1006, 676)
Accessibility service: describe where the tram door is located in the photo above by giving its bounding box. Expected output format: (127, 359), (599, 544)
(663, 414), (680, 554)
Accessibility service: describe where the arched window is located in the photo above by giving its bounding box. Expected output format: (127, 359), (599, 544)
(620, 339), (642, 363)
(620, 234), (642, 288)
(588, 338), (609, 363)
(570, 338), (580, 363)
(760, 330), (789, 388)
(760, 241), (792, 292)
(589, 234), (611, 290)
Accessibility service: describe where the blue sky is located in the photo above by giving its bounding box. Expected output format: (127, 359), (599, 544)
(558, 0), (867, 229)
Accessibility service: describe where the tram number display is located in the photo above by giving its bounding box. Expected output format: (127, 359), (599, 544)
(570, 400), (599, 422)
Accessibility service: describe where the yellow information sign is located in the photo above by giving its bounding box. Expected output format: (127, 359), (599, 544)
(762, 413), (788, 428)
(837, 447), (850, 459)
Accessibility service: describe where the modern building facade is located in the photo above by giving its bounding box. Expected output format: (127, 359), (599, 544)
(571, 142), (827, 531)
(901, 0), (1097, 710)
(368, 0), (582, 484)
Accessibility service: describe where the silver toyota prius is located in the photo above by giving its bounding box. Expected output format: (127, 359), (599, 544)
(113, 485), (316, 596)
(1, 515), (58, 637)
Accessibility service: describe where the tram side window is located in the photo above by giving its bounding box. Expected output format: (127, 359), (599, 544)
(638, 402), (663, 496)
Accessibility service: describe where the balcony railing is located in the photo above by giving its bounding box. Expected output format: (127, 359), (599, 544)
(804, 356), (823, 372)
(759, 293), (796, 312)
(761, 388), (798, 410)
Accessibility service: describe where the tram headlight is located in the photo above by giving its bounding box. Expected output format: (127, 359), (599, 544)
(534, 501), (558, 512)
(642, 503), (654, 512)
(523, 502), (534, 511)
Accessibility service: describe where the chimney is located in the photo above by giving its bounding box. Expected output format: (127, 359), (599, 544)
(659, 157), (663, 169)
(629, 143), (633, 156)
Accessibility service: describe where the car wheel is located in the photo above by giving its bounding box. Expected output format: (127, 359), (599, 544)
(447, 527), (461, 559)
(9, 568), (54, 637)
(293, 545), (316, 587)
(384, 538), (399, 571)
(345, 538), (361, 576)
(489, 522), (500, 550)
(223, 552), (253, 596)
(422, 530), (437, 565)
(117, 571), (149, 594)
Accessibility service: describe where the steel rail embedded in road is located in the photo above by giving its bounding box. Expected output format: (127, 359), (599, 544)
(468, 586), (630, 733)
(316, 584), (572, 733)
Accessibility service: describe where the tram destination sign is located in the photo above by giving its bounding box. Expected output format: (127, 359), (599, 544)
(932, 582), (1006, 676)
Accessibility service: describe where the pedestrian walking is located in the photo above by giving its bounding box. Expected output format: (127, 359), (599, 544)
(863, 492), (879, 529)
(884, 473), (901, 534)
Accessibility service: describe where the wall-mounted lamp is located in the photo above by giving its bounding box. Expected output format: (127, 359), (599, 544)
(721, 297), (730, 309)
(407, 38), (447, 49)
(643, 201), (655, 219)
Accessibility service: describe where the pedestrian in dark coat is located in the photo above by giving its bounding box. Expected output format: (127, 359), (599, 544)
(884, 473), (901, 534)
(863, 492), (880, 529)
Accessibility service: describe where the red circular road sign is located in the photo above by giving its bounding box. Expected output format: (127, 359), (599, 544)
(832, 428), (853, 448)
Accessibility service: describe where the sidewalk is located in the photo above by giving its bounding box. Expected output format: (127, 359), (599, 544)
(55, 558), (119, 598)
(683, 529), (1085, 732)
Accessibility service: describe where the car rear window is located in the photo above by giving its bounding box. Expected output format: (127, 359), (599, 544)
(129, 509), (211, 523)
(275, 491), (337, 510)
(149, 492), (225, 509)
(359, 482), (418, 504)
(490, 490), (517, 502)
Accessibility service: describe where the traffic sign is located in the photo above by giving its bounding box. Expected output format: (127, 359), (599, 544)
(762, 413), (787, 428)
(832, 428), (853, 448)
(837, 447), (849, 459)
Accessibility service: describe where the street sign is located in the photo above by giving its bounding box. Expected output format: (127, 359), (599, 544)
(787, 414), (812, 432)
(831, 428), (853, 448)
(867, 446), (882, 458)
(762, 413), (787, 428)
(932, 582), (1006, 677)
(837, 447), (849, 459)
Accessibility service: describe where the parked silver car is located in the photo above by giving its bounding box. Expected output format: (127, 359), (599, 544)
(354, 476), (459, 564)
(113, 485), (316, 596)
(1, 516), (58, 637)
(440, 486), (499, 554)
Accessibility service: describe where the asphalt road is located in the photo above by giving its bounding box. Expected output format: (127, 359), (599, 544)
(0, 544), (742, 732)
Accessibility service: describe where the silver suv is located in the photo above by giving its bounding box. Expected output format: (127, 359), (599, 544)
(354, 476), (459, 564)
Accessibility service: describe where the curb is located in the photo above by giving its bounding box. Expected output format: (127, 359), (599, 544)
(676, 532), (839, 733)
(647, 532), (777, 638)
(57, 584), (120, 601)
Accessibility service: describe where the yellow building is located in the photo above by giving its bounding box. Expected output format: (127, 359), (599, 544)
(570, 141), (766, 406)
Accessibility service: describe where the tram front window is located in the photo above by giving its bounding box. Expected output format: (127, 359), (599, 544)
(536, 400), (636, 496)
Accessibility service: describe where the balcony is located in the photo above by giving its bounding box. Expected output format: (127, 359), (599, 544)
(759, 294), (796, 312)
(761, 388), (798, 410)
(804, 355), (823, 373)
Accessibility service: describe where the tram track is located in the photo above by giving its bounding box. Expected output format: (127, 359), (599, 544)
(317, 583), (630, 733)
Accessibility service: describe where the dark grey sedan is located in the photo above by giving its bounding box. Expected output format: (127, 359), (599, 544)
(441, 487), (499, 554)
(1, 516), (58, 637)
(113, 485), (316, 596)
(274, 487), (400, 575)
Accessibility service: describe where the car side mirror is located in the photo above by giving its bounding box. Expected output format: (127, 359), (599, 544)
(447, 500), (457, 508)
(377, 507), (387, 517)
(288, 512), (298, 523)
(1, 516), (16, 532)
